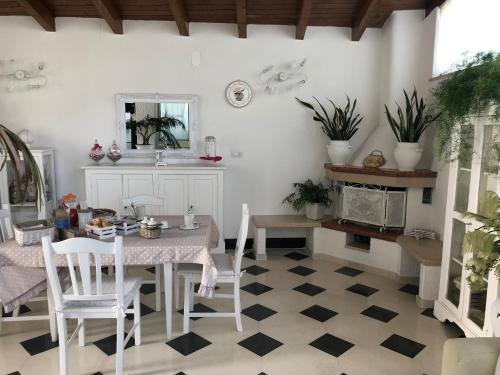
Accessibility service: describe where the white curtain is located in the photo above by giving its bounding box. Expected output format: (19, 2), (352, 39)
(433, 0), (500, 76)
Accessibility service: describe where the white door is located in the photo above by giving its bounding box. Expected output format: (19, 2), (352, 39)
(158, 175), (189, 215)
(188, 175), (218, 221)
(89, 174), (123, 213)
(122, 174), (158, 214)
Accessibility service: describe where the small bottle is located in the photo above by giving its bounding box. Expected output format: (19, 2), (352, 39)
(69, 208), (78, 227)
(54, 201), (70, 230)
(205, 136), (216, 158)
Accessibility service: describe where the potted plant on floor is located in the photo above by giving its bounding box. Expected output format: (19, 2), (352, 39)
(0, 124), (44, 205)
(282, 179), (332, 220)
(296, 96), (363, 166)
(385, 88), (441, 171)
(126, 115), (185, 150)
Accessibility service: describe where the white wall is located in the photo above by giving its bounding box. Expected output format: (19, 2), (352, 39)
(0, 12), (447, 238)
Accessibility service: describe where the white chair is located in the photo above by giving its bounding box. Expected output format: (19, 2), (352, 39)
(122, 195), (164, 312)
(176, 203), (250, 333)
(42, 236), (142, 375)
(0, 204), (57, 341)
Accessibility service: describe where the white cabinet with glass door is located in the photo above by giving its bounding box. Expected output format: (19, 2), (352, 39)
(435, 117), (500, 337)
(0, 149), (56, 223)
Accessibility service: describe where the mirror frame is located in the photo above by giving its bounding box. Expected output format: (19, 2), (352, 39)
(116, 93), (200, 158)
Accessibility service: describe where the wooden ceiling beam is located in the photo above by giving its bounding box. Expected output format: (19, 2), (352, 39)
(351, 0), (377, 41)
(167, 0), (189, 36)
(90, 0), (123, 34)
(425, 0), (446, 17)
(17, 0), (55, 31)
(236, 0), (247, 38)
(296, 0), (313, 40)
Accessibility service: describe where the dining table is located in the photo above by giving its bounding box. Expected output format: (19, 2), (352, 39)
(0, 215), (220, 339)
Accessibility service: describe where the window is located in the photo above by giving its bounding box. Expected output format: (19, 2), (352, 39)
(433, 0), (500, 76)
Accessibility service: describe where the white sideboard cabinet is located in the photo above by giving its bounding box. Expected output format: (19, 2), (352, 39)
(82, 163), (225, 252)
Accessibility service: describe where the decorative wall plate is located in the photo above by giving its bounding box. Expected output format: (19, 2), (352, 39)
(225, 80), (252, 108)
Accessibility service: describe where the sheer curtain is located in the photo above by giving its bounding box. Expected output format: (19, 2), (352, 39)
(433, 0), (500, 76)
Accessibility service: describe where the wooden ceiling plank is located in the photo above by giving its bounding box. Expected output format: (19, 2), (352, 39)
(90, 0), (123, 34)
(17, 0), (55, 31)
(236, 0), (246, 38)
(351, 0), (377, 41)
(296, 0), (313, 40)
(167, 0), (189, 36)
(425, 0), (446, 17)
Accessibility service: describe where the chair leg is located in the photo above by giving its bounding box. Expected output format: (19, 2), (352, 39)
(234, 279), (243, 332)
(133, 292), (141, 346)
(163, 263), (173, 339)
(189, 282), (195, 312)
(13, 306), (20, 317)
(115, 316), (125, 375)
(155, 264), (161, 312)
(0, 302), (3, 335)
(174, 271), (180, 310)
(47, 290), (58, 342)
(56, 314), (68, 375)
(78, 318), (85, 347)
(183, 277), (191, 334)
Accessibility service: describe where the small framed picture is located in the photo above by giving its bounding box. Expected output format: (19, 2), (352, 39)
(225, 80), (252, 108)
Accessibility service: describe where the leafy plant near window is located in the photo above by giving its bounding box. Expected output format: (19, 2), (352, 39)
(385, 88), (441, 142)
(282, 179), (332, 211)
(295, 96), (363, 140)
(462, 191), (500, 291)
(126, 115), (185, 148)
(0, 124), (44, 205)
(432, 52), (500, 161)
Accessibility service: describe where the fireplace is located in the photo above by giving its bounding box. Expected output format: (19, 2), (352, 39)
(340, 183), (407, 230)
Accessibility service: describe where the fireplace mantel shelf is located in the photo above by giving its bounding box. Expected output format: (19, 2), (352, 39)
(324, 164), (437, 188)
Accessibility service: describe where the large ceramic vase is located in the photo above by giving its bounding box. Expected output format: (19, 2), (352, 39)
(328, 140), (352, 166)
(394, 142), (423, 171)
(305, 203), (324, 221)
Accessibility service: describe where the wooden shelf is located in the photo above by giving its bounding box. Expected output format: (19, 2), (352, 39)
(324, 164), (437, 188)
(321, 220), (403, 242)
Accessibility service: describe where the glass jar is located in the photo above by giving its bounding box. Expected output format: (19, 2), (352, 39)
(205, 136), (216, 158)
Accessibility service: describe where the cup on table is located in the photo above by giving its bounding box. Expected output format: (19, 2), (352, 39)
(184, 213), (195, 229)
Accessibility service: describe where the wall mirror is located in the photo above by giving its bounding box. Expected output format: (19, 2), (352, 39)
(116, 93), (199, 158)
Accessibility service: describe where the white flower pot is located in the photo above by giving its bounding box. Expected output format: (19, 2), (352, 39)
(328, 140), (352, 166)
(136, 144), (154, 150)
(305, 203), (324, 221)
(394, 142), (423, 171)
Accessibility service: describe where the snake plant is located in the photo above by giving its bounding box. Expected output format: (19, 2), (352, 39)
(0, 124), (44, 206)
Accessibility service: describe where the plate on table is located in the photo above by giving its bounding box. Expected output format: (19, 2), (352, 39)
(180, 222), (199, 231)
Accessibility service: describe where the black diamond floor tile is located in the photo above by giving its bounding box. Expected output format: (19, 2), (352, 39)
(244, 265), (270, 276)
(399, 284), (419, 295)
(238, 332), (283, 357)
(242, 304), (277, 321)
(2, 304), (30, 318)
(300, 305), (338, 322)
(175, 372), (186, 375)
(166, 332), (211, 356)
(243, 252), (256, 260)
(288, 265), (316, 277)
(294, 283), (326, 296)
(7, 372), (21, 375)
(380, 334), (426, 358)
(178, 303), (216, 321)
(335, 266), (363, 277)
(126, 303), (155, 321)
(140, 284), (156, 295)
(145, 266), (156, 274)
(421, 308), (436, 319)
(91, 372), (103, 375)
(20, 333), (58, 356)
(241, 282), (273, 296)
(284, 251), (309, 261)
(94, 333), (135, 356)
(346, 283), (379, 297)
(361, 305), (399, 323)
(257, 373), (268, 375)
(309, 334), (354, 357)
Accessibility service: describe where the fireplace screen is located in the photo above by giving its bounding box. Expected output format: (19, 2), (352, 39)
(341, 185), (406, 229)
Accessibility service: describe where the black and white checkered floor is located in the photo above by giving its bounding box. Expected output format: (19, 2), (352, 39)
(0, 249), (462, 375)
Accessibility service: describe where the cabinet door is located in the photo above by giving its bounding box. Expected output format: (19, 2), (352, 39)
(158, 175), (188, 215)
(188, 175), (218, 220)
(122, 174), (158, 214)
(89, 174), (123, 213)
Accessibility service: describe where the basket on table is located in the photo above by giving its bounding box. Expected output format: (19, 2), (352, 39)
(13, 220), (55, 246)
(138, 224), (162, 239)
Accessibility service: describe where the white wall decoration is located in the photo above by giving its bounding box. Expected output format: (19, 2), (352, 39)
(260, 58), (307, 95)
(225, 80), (252, 108)
(0, 59), (47, 92)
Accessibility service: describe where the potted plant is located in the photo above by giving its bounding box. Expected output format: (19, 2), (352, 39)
(0, 124), (44, 205)
(385, 88), (441, 171)
(432, 52), (500, 162)
(296, 96), (363, 166)
(126, 115), (185, 150)
(282, 179), (332, 220)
